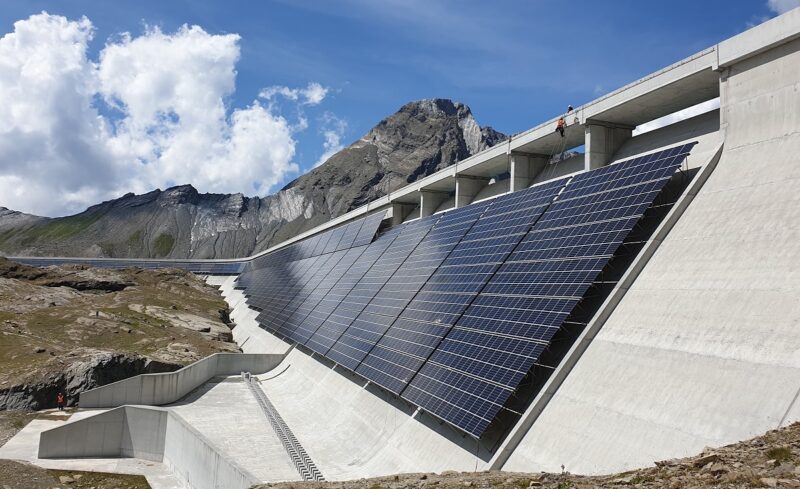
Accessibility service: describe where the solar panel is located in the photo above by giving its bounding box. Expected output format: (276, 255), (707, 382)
(356, 180), (567, 395)
(401, 143), (695, 437)
(353, 211), (387, 247)
(274, 246), (369, 344)
(269, 249), (351, 339)
(9, 257), (247, 275)
(325, 215), (441, 370)
(255, 253), (339, 332)
(334, 220), (364, 251)
(242, 211), (386, 273)
(304, 226), (406, 355)
(349, 202), (491, 388)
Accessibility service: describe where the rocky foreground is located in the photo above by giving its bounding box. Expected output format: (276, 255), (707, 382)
(0, 258), (238, 410)
(254, 423), (800, 488)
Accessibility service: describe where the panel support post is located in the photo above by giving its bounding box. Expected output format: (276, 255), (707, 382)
(509, 152), (548, 191)
(584, 121), (633, 170)
(419, 190), (449, 217)
(390, 203), (416, 225)
(455, 176), (489, 208)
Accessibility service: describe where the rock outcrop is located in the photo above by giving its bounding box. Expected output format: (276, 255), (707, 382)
(0, 99), (506, 259)
(0, 258), (239, 411)
(0, 353), (178, 410)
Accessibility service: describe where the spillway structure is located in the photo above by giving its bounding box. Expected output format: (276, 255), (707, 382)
(3, 9), (800, 489)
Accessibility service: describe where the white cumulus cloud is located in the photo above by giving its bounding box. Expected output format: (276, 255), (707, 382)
(259, 82), (329, 106)
(767, 0), (800, 14)
(0, 12), (333, 216)
(314, 113), (348, 168)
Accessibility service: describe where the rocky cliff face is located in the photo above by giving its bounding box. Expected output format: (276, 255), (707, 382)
(0, 353), (178, 410)
(0, 99), (505, 259)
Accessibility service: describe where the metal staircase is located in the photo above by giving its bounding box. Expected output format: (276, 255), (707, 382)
(242, 372), (325, 481)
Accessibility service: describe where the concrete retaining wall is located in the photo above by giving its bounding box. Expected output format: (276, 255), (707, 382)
(163, 409), (260, 489)
(39, 406), (167, 461)
(80, 353), (284, 408)
(215, 277), (292, 355)
(501, 33), (800, 476)
(39, 406), (258, 489)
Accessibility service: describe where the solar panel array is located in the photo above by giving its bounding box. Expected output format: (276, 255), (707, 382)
(402, 143), (694, 435)
(236, 143), (694, 438)
(12, 143), (695, 439)
(356, 181), (563, 395)
(9, 257), (248, 275)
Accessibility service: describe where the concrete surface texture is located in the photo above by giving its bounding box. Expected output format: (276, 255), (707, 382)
(39, 406), (167, 460)
(0, 411), (182, 489)
(161, 407), (260, 489)
(215, 276), (293, 355)
(501, 32), (800, 476)
(256, 348), (492, 480)
(80, 352), (285, 408)
(169, 376), (299, 482)
(34, 404), (260, 489)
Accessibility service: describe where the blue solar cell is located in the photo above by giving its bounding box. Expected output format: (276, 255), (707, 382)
(402, 142), (695, 437)
(355, 180), (568, 395)
(306, 220), (432, 356)
(348, 204), (490, 386)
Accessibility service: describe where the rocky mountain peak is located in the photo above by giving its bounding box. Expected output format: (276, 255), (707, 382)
(398, 98), (469, 117)
(0, 99), (507, 259)
(158, 185), (200, 206)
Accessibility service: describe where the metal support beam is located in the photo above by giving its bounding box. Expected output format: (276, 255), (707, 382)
(584, 120), (633, 170)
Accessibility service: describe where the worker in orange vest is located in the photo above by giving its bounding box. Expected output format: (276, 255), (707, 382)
(56, 392), (65, 411)
(555, 116), (566, 137)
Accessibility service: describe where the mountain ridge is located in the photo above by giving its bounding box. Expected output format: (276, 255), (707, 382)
(0, 99), (507, 259)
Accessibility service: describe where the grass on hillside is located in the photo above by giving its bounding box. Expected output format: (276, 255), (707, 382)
(0, 268), (232, 385)
(0, 212), (105, 249)
(153, 233), (175, 257)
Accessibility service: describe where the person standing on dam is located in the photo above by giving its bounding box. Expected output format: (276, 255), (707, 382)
(567, 105), (578, 124)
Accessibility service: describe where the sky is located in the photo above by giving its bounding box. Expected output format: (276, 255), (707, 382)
(0, 0), (797, 217)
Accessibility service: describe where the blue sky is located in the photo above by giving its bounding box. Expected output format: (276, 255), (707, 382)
(0, 0), (792, 216)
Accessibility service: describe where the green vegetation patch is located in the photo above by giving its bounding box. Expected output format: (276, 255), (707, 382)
(153, 233), (175, 257)
(20, 212), (105, 242)
(766, 446), (792, 462)
(127, 229), (143, 245)
(0, 228), (19, 246)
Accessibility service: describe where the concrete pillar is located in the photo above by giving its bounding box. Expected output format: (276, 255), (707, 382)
(509, 152), (548, 191)
(584, 121), (633, 170)
(419, 190), (449, 217)
(455, 176), (488, 207)
(390, 203), (415, 225)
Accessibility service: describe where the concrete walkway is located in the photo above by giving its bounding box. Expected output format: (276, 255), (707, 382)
(0, 378), (302, 487)
(0, 412), (182, 489)
(169, 376), (299, 482)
